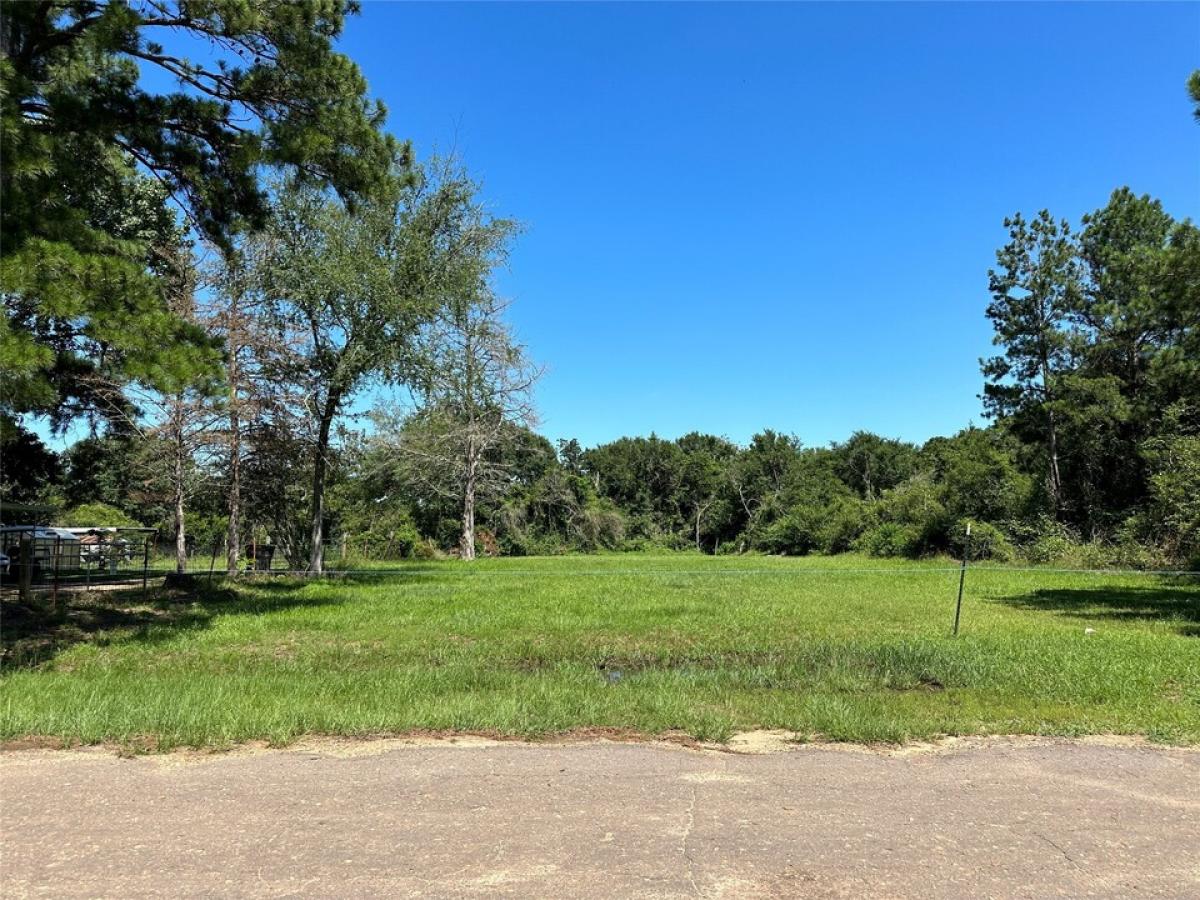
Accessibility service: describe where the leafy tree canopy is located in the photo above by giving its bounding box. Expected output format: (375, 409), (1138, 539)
(2, 1), (401, 419)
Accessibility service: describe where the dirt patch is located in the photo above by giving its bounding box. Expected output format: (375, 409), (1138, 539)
(0, 735), (66, 752)
(2, 728), (1179, 762)
(724, 730), (806, 753)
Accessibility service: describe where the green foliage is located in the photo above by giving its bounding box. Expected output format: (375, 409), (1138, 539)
(854, 522), (924, 558)
(949, 520), (1015, 562)
(56, 502), (142, 528)
(1140, 404), (1200, 565)
(2, 1), (398, 420)
(981, 190), (1200, 538)
(1008, 516), (1082, 565)
(1, 164), (222, 420)
(232, 163), (515, 571)
(923, 428), (1033, 524)
(2, 1), (399, 245)
(333, 491), (425, 561)
(821, 497), (871, 554)
(831, 431), (919, 501)
(759, 506), (828, 556)
(59, 432), (164, 524)
(498, 467), (626, 555)
(0, 417), (61, 505)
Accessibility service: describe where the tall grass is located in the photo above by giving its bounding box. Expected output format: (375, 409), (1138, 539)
(2, 555), (1196, 748)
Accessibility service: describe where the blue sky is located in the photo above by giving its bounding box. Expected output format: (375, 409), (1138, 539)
(337, 1), (1198, 450)
(35, 2), (1198, 453)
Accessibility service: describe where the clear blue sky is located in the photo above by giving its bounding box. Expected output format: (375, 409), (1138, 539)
(337, 1), (1198, 450)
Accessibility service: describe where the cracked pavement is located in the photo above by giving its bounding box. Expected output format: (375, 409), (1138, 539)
(2, 736), (1197, 898)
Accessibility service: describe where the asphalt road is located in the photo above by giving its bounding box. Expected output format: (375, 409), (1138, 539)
(2, 735), (1197, 898)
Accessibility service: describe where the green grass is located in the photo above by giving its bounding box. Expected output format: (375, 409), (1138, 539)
(2, 554), (1197, 748)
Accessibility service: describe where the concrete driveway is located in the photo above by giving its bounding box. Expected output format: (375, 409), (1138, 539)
(2, 735), (1197, 898)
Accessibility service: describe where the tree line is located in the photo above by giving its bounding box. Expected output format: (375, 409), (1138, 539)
(2, 5), (1199, 571)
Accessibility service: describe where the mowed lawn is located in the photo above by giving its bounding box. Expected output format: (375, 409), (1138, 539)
(2, 555), (1197, 748)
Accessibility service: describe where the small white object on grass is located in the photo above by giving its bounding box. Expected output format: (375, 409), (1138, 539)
(1084, 627), (1096, 635)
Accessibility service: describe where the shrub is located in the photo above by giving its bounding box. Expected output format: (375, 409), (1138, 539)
(819, 497), (869, 554)
(1141, 416), (1200, 564)
(573, 504), (626, 552)
(759, 507), (824, 555)
(413, 538), (441, 560)
(1010, 516), (1081, 564)
(55, 502), (142, 528)
(873, 474), (951, 555)
(715, 539), (748, 555)
(854, 522), (924, 558)
(948, 519), (1014, 562)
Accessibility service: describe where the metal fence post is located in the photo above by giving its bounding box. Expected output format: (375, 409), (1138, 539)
(142, 534), (152, 598)
(51, 536), (61, 614)
(18, 533), (33, 604)
(953, 522), (972, 637)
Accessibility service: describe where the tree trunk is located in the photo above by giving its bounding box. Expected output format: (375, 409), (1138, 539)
(308, 393), (339, 574)
(460, 434), (478, 561)
(1047, 405), (1063, 515)
(227, 401), (241, 575)
(1041, 354), (1064, 516)
(173, 419), (187, 574)
(225, 321), (242, 576)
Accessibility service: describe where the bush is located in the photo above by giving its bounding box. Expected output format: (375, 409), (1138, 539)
(819, 497), (869, 553)
(574, 504), (625, 551)
(949, 519), (1014, 562)
(854, 522), (924, 558)
(872, 475), (951, 555)
(759, 507), (824, 555)
(55, 502), (142, 528)
(1010, 516), (1081, 564)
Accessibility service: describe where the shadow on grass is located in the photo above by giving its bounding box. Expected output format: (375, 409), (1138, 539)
(998, 583), (1200, 631)
(0, 571), (440, 670)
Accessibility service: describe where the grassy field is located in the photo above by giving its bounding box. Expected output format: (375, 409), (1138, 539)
(1, 554), (1197, 749)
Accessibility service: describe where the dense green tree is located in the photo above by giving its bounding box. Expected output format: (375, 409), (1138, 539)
(922, 428), (1032, 525)
(727, 430), (801, 524)
(582, 435), (688, 544)
(830, 431), (918, 502)
(982, 210), (1081, 514)
(674, 433), (739, 551)
(239, 166), (496, 572)
(499, 462), (624, 555)
(59, 431), (158, 521)
(54, 501), (142, 528)
(2, 0), (399, 418)
(2, 0), (398, 242)
(1, 165), (221, 421)
(557, 439), (585, 476)
(0, 418), (61, 507)
(1140, 404), (1200, 564)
